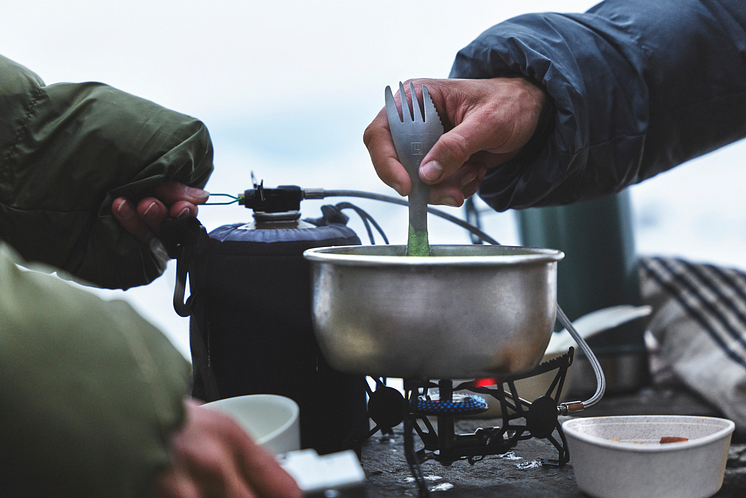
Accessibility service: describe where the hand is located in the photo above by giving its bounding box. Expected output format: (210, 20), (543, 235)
(363, 77), (547, 207)
(150, 399), (302, 498)
(112, 181), (210, 246)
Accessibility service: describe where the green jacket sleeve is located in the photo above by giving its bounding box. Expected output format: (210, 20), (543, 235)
(0, 242), (190, 497)
(0, 54), (213, 289)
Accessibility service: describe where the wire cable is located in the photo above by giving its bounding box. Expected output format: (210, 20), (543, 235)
(556, 305), (607, 413)
(333, 202), (390, 245)
(208, 186), (606, 409)
(204, 193), (240, 205)
(308, 189), (500, 245)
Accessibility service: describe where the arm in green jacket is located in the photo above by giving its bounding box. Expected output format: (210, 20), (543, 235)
(0, 54), (213, 290)
(0, 242), (190, 497)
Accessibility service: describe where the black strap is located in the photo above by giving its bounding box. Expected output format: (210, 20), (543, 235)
(159, 217), (208, 317)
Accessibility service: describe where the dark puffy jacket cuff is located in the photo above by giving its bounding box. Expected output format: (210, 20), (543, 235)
(449, 0), (746, 210)
(449, 10), (648, 210)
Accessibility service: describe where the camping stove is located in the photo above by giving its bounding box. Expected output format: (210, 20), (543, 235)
(357, 348), (575, 498)
(304, 239), (607, 496)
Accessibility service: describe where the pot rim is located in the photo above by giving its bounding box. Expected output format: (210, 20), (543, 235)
(304, 244), (564, 267)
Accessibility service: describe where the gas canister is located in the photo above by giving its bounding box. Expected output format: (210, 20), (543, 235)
(166, 183), (367, 455)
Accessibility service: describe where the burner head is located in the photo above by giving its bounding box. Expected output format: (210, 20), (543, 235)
(417, 392), (489, 416)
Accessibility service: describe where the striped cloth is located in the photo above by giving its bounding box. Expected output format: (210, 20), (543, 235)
(640, 256), (746, 430)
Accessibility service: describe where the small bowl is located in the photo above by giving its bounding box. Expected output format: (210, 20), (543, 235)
(563, 415), (734, 498)
(204, 394), (300, 455)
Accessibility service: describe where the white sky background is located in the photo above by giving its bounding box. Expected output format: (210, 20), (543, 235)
(4, 0), (746, 357)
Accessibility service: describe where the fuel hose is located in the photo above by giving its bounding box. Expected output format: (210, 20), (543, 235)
(556, 305), (607, 414)
(207, 186), (607, 411)
(303, 189), (500, 245)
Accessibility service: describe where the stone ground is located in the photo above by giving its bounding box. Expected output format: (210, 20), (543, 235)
(360, 386), (746, 497)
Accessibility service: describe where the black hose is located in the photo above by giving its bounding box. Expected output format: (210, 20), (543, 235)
(307, 189), (500, 245)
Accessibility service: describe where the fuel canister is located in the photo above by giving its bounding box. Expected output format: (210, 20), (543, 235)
(186, 184), (367, 455)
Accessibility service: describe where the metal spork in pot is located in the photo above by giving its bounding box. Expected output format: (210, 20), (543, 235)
(385, 82), (444, 256)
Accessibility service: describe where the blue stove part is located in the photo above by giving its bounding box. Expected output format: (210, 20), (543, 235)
(417, 392), (489, 415)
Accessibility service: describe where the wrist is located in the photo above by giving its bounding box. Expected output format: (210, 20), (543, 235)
(495, 75), (553, 164)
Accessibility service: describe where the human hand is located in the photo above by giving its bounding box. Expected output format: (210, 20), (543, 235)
(112, 181), (210, 246)
(150, 399), (302, 498)
(363, 77), (547, 207)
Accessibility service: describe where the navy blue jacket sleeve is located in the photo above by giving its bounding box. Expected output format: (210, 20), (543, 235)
(450, 0), (746, 211)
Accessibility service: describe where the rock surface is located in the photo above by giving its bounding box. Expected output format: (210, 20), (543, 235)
(360, 386), (746, 497)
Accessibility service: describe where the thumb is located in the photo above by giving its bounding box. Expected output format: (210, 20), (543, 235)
(419, 113), (511, 184)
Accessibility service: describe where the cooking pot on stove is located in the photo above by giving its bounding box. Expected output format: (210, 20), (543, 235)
(304, 244), (564, 379)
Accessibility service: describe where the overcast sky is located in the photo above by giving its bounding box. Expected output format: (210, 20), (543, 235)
(3, 1), (601, 192)
(4, 1), (596, 116)
(6, 1), (746, 356)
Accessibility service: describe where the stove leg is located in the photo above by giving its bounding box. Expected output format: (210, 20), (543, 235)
(404, 383), (430, 498)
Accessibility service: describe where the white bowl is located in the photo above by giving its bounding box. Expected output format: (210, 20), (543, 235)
(563, 415), (734, 498)
(204, 394), (300, 455)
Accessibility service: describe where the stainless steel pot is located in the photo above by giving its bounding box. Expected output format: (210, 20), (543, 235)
(304, 245), (564, 379)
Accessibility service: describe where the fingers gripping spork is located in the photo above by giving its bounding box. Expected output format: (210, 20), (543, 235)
(385, 82), (444, 256)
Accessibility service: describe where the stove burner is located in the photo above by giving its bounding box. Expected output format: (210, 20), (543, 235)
(352, 348), (575, 498)
(417, 392), (489, 416)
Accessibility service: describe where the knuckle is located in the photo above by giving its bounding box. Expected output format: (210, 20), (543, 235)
(362, 113), (389, 149)
(362, 124), (375, 147)
(438, 133), (471, 165)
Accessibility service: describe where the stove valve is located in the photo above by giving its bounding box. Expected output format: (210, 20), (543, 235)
(558, 400), (585, 416)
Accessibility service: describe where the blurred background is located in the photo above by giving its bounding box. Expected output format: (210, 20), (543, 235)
(4, 0), (746, 358)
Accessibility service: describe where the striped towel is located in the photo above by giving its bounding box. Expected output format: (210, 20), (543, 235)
(640, 256), (746, 430)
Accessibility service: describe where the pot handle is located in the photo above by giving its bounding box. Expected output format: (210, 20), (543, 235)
(556, 304), (607, 415)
